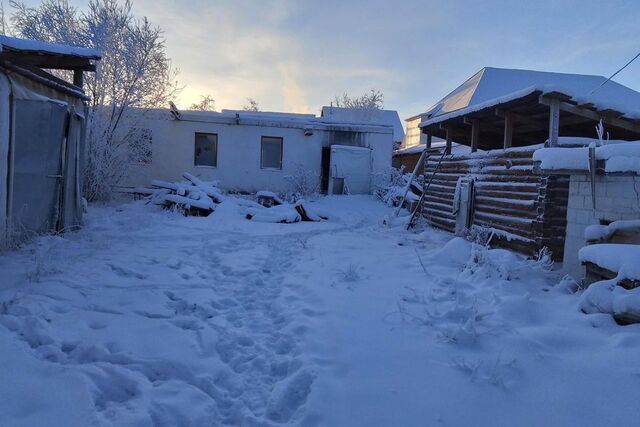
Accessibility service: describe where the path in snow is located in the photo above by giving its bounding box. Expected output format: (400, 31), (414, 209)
(0, 202), (334, 426)
(2, 196), (640, 426)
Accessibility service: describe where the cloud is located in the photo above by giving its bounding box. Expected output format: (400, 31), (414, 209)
(277, 61), (310, 112)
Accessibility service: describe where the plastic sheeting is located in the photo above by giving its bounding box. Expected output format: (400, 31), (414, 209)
(10, 99), (67, 234)
(328, 145), (372, 195)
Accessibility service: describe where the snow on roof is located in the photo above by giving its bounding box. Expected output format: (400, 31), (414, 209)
(220, 109), (316, 120)
(321, 106), (405, 142)
(420, 67), (640, 126)
(166, 108), (394, 134)
(0, 35), (101, 59)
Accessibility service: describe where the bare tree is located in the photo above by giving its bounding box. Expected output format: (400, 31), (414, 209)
(333, 88), (384, 110)
(0, 2), (7, 35)
(242, 98), (259, 112)
(10, 0), (181, 201)
(189, 94), (215, 111)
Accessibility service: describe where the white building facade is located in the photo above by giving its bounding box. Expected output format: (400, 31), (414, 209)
(125, 109), (396, 195)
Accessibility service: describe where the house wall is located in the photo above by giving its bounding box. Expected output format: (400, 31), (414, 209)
(0, 73), (10, 244)
(402, 116), (425, 149)
(563, 175), (640, 279)
(126, 117), (393, 195)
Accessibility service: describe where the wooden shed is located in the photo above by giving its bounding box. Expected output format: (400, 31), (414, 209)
(402, 67), (640, 260)
(0, 36), (100, 246)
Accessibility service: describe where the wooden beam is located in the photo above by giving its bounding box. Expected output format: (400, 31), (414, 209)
(503, 113), (513, 149)
(426, 133), (432, 149)
(0, 51), (96, 71)
(495, 108), (546, 129)
(445, 127), (452, 155)
(540, 95), (640, 135)
(470, 119), (479, 153)
(547, 96), (560, 146)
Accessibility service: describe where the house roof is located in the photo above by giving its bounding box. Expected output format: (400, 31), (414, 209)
(321, 106), (405, 142)
(421, 67), (640, 126)
(220, 109), (316, 120)
(162, 108), (395, 135)
(0, 35), (101, 71)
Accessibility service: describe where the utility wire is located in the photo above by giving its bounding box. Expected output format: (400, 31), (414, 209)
(589, 49), (640, 95)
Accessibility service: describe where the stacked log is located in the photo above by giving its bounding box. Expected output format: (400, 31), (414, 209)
(131, 173), (224, 216)
(422, 148), (569, 260)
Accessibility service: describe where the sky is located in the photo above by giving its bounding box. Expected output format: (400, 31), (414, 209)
(16, 0), (640, 121)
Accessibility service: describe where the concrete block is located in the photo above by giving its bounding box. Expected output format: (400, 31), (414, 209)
(568, 196), (582, 209)
(595, 196), (614, 211)
(578, 209), (596, 225)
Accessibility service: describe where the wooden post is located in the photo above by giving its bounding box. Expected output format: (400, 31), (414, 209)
(426, 133), (432, 149)
(445, 127), (452, 155)
(503, 113), (513, 149)
(73, 70), (84, 88)
(548, 97), (560, 146)
(471, 119), (479, 153)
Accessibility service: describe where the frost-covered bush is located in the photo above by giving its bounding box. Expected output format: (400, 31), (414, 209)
(283, 164), (320, 202)
(10, 0), (181, 201)
(372, 166), (423, 207)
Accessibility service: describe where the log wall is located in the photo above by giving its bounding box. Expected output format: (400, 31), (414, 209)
(420, 147), (569, 260)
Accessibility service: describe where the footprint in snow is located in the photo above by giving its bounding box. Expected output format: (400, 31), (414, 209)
(107, 263), (147, 280)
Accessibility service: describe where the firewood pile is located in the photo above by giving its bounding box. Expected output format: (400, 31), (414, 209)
(128, 172), (224, 216)
(125, 173), (329, 223)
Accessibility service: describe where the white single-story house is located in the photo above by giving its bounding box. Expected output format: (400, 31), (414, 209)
(124, 107), (400, 195)
(0, 36), (100, 246)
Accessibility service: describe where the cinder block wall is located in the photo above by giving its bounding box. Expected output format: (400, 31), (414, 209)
(563, 175), (640, 279)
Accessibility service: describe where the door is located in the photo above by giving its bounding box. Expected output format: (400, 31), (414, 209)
(454, 177), (475, 236)
(328, 145), (372, 195)
(10, 99), (68, 235)
(61, 110), (84, 231)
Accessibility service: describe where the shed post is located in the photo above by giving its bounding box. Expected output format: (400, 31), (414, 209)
(445, 127), (452, 155)
(426, 133), (432, 149)
(73, 70), (83, 88)
(470, 119), (479, 153)
(503, 113), (513, 149)
(548, 97), (560, 146)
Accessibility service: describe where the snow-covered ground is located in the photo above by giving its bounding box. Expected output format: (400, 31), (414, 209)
(1, 196), (640, 426)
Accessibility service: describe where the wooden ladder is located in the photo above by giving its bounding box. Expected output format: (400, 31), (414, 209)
(406, 147), (448, 230)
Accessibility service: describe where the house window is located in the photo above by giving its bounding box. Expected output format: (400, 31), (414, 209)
(261, 136), (283, 170)
(126, 127), (153, 164)
(194, 133), (218, 167)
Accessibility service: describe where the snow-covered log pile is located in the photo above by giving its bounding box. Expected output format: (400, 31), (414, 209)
(533, 139), (640, 174)
(421, 146), (569, 260)
(128, 175), (328, 223)
(245, 200), (328, 223)
(130, 173), (224, 215)
(579, 243), (640, 324)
